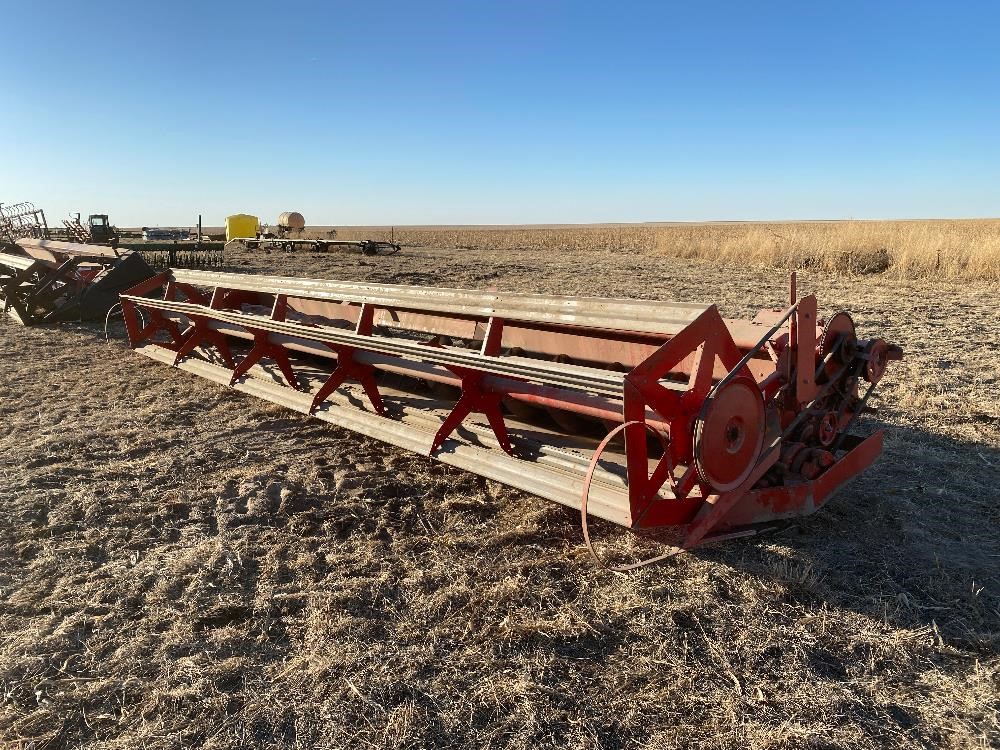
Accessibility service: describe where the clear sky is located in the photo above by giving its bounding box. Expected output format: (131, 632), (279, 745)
(1, 1), (998, 227)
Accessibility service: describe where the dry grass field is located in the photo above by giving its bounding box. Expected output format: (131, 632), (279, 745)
(1, 236), (998, 749)
(335, 219), (1000, 281)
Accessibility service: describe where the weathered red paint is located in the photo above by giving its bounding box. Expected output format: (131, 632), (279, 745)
(118, 270), (901, 548)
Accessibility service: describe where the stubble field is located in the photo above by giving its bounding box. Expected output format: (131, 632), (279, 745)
(333, 218), (1000, 281)
(1, 237), (998, 749)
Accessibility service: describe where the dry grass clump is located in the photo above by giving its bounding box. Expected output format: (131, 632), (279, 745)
(336, 219), (1000, 280)
(653, 220), (1000, 279)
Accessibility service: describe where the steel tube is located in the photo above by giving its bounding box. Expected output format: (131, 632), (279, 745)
(137, 303), (674, 429)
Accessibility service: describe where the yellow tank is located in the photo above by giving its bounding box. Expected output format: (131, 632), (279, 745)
(225, 214), (259, 242)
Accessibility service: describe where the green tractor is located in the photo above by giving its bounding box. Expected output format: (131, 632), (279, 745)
(86, 214), (119, 246)
(63, 213), (120, 247)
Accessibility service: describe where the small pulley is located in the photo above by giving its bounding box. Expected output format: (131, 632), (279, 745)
(818, 312), (857, 380)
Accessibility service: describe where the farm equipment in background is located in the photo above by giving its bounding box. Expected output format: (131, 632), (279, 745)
(121, 216), (226, 270)
(240, 235), (403, 256)
(62, 213), (121, 246)
(119, 270), (901, 556)
(0, 238), (154, 325)
(61, 214), (212, 266)
(0, 202), (50, 243)
(126, 240), (227, 270)
(229, 211), (401, 256)
(142, 227), (191, 241)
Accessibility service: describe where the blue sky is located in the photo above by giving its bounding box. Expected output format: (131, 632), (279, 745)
(1, 1), (998, 226)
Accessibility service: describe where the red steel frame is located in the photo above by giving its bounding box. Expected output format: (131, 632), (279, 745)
(119, 269), (901, 548)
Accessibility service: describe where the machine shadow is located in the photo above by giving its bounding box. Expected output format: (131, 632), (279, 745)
(693, 422), (1000, 651)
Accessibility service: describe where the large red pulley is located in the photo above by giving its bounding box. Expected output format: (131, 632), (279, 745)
(692, 377), (766, 493)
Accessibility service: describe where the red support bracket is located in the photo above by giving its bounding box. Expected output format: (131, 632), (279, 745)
(123, 301), (185, 350)
(230, 329), (300, 389)
(621, 305), (746, 506)
(618, 303), (758, 523)
(121, 270), (171, 299)
(150, 310), (186, 350)
(430, 366), (514, 456)
(121, 299), (142, 345)
(795, 294), (818, 404)
(310, 345), (385, 415)
(175, 282), (210, 306)
(481, 316), (504, 356)
(682, 444), (781, 548)
(173, 314), (236, 368)
(355, 303), (374, 335)
(121, 272), (174, 347)
(271, 294), (288, 321)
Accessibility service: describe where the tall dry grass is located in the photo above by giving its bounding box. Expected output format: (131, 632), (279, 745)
(336, 219), (1000, 280)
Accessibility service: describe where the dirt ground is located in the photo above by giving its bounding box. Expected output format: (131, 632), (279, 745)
(1, 244), (998, 749)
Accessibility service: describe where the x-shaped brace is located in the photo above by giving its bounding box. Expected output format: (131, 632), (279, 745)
(173, 314), (235, 368)
(133, 308), (186, 350)
(430, 367), (514, 456)
(230, 329), (300, 389)
(310, 345), (385, 415)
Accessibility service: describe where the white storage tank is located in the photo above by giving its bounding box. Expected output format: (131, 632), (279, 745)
(277, 211), (306, 231)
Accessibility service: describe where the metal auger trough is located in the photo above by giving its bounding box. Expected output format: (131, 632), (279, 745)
(119, 269), (901, 549)
(0, 238), (154, 325)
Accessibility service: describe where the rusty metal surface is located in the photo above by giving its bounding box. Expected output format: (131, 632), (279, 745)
(720, 431), (885, 527)
(18, 237), (122, 260)
(168, 269), (712, 335)
(0, 241), (153, 325)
